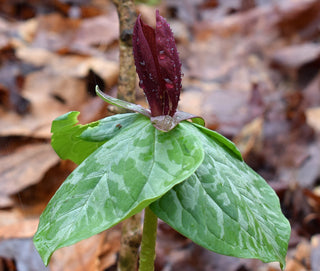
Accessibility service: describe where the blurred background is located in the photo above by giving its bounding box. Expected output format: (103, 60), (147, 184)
(0, 0), (320, 270)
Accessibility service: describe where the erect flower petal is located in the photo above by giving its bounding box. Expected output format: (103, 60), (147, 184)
(132, 10), (182, 117)
(155, 10), (182, 117)
(133, 14), (162, 117)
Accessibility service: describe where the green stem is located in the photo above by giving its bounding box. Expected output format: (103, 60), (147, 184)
(139, 207), (158, 271)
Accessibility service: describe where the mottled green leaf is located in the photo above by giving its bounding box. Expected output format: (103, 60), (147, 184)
(135, 0), (161, 6)
(80, 113), (140, 142)
(191, 117), (205, 126)
(34, 116), (204, 265)
(96, 86), (204, 132)
(151, 122), (290, 268)
(51, 111), (104, 165)
(96, 86), (151, 117)
(192, 123), (243, 161)
(51, 112), (140, 164)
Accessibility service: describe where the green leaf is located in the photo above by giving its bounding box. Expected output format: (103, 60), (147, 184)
(96, 86), (151, 117)
(96, 85), (205, 132)
(80, 113), (141, 142)
(134, 0), (161, 6)
(34, 116), (204, 265)
(150, 122), (290, 268)
(51, 112), (140, 164)
(192, 123), (243, 161)
(191, 117), (205, 126)
(51, 111), (104, 165)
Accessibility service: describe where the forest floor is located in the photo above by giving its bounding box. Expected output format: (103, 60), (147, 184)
(1, 0), (320, 270)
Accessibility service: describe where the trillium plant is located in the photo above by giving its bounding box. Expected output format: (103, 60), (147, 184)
(34, 10), (291, 270)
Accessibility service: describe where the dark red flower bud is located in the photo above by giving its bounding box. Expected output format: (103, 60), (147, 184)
(133, 10), (182, 117)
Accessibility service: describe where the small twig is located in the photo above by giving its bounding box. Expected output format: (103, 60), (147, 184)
(111, 1), (142, 271)
(112, 0), (137, 105)
(118, 213), (142, 271)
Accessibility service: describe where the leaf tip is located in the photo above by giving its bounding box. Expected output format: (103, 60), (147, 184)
(33, 234), (52, 267)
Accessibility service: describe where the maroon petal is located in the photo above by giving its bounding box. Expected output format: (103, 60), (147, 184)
(133, 15), (162, 116)
(132, 11), (182, 117)
(155, 10), (181, 117)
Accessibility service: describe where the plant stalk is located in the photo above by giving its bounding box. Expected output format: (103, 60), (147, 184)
(139, 207), (158, 271)
(117, 214), (142, 271)
(112, 0), (136, 105)
(111, 1), (141, 271)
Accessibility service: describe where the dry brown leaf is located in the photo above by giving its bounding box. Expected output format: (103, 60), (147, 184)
(179, 88), (203, 118)
(0, 207), (37, 232)
(0, 70), (78, 138)
(0, 238), (47, 271)
(311, 234), (320, 271)
(270, 43), (320, 80)
(0, 194), (14, 209)
(306, 107), (320, 133)
(13, 160), (77, 217)
(52, 0), (105, 18)
(16, 48), (119, 85)
(0, 217), (38, 240)
(277, 0), (320, 40)
(185, 38), (239, 81)
(156, 221), (264, 271)
(180, 83), (264, 137)
(31, 13), (81, 52)
(271, 43), (320, 70)
(296, 143), (320, 188)
(303, 72), (320, 107)
(234, 117), (263, 159)
(286, 240), (311, 271)
(16, 47), (57, 67)
(1, 2), (320, 271)
(0, 17), (12, 49)
(0, 51), (119, 138)
(73, 12), (119, 49)
(16, 17), (38, 43)
(193, 0), (320, 39)
(0, 143), (59, 195)
(202, 88), (250, 136)
(50, 233), (104, 271)
(98, 224), (121, 271)
(49, 225), (121, 271)
(15, 7), (119, 55)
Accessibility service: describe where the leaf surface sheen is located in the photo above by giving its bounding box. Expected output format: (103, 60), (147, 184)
(51, 111), (103, 165)
(150, 122), (290, 268)
(51, 112), (140, 164)
(34, 116), (204, 265)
